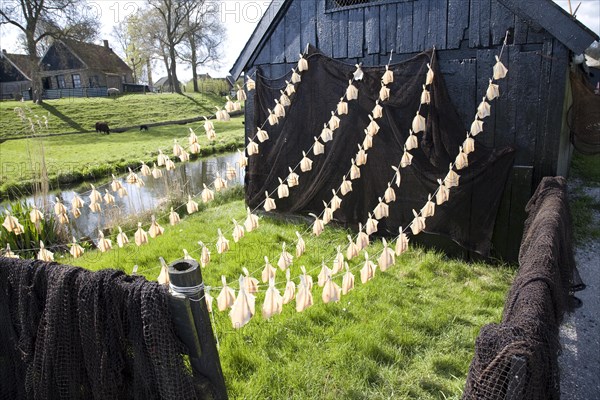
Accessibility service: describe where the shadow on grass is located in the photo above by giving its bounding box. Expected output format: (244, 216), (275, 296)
(41, 102), (86, 132)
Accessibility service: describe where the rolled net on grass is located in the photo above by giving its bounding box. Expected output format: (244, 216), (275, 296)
(246, 47), (515, 256)
(463, 177), (583, 400)
(569, 68), (600, 155)
(0, 258), (212, 400)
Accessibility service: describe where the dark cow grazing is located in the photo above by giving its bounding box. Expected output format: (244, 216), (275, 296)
(140, 125), (148, 131)
(95, 122), (110, 134)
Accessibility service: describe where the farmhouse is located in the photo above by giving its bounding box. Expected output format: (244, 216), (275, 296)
(231, 0), (598, 261)
(0, 50), (35, 100)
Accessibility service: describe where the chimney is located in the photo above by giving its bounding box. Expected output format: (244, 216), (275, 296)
(103, 39), (110, 49)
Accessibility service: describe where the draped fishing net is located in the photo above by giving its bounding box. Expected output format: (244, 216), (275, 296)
(463, 177), (583, 400)
(569, 68), (600, 155)
(247, 47), (516, 256)
(0, 259), (211, 400)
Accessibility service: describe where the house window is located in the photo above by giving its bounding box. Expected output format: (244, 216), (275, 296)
(89, 75), (99, 87)
(57, 75), (66, 88)
(72, 74), (81, 88)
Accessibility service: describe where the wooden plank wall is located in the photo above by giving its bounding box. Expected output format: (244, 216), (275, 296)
(245, 0), (571, 261)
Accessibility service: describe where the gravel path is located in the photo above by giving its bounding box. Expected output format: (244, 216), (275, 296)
(559, 182), (600, 400)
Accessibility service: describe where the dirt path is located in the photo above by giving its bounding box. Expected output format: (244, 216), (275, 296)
(559, 182), (600, 399)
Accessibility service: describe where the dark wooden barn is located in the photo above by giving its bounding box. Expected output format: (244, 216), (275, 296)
(230, 0), (598, 261)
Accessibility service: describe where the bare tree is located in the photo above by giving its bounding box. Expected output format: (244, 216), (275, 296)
(0, 0), (99, 102)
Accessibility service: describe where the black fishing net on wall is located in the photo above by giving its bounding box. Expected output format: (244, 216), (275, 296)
(0, 258), (209, 400)
(246, 47), (515, 256)
(463, 177), (583, 400)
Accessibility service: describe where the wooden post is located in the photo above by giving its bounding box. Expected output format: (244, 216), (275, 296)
(505, 355), (526, 400)
(168, 259), (228, 400)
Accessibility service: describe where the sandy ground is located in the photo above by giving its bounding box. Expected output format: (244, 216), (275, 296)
(559, 182), (600, 400)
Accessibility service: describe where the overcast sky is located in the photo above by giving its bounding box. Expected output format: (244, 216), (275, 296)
(1, 0), (598, 81)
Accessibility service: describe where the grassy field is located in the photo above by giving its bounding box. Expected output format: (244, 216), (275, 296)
(66, 198), (515, 400)
(0, 92), (227, 139)
(0, 116), (245, 199)
(569, 152), (600, 243)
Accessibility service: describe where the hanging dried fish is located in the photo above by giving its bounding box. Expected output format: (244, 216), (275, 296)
(262, 256), (277, 283)
(38, 241), (54, 262)
(295, 231), (305, 257)
(198, 241), (210, 267)
(72, 206), (81, 219)
(274, 99), (286, 118)
(230, 276), (256, 328)
(246, 77), (256, 91)
(69, 237), (84, 259)
(237, 84), (247, 101)
(420, 84), (431, 105)
(395, 227), (409, 255)
(205, 290), (214, 313)
(172, 139), (184, 157)
(470, 117), (484, 136)
(53, 197), (67, 216)
(436, 179), (450, 205)
(384, 183), (396, 203)
(493, 55), (508, 80)
(346, 80), (358, 100)
(353, 64), (364, 80)
(206, 128), (217, 141)
(238, 150), (248, 167)
(454, 147), (469, 170)
(214, 174), (228, 191)
(253, 128), (268, 144)
(412, 111), (426, 133)
(151, 163), (163, 179)
(486, 79), (500, 100)
(340, 175), (353, 195)
(444, 165), (460, 188)
(282, 269), (296, 304)
(362, 131), (373, 150)
(382, 64), (394, 85)
(277, 242), (293, 270)
(264, 191), (276, 212)
(201, 184), (214, 203)
(217, 276), (236, 311)
(322, 275), (341, 304)
(309, 213), (324, 236)
(296, 274), (313, 312)
(203, 116), (214, 132)
(360, 251), (376, 284)
(356, 222), (370, 250)
(410, 209), (426, 235)
(165, 158), (176, 171)
(285, 80), (295, 96)
(97, 231), (112, 253)
(135, 222), (148, 246)
(29, 205), (43, 224)
(337, 97), (348, 115)
(426, 63), (434, 85)
(224, 96), (235, 113)
(330, 189), (342, 212)
(89, 202), (101, 213)
(263, 278), (283, 319)
(374, 197), (389, 219)
(291, 69), (301, 84)
(372, 100), (383, 119)
(57, 212), (69, 225)
(89, 184), (102, 203)
(110, 174), (123, 192)
(318, 262), (331, 287)
(367, 114), (380, 136)
(148, 215), (164, 239)
(267, 108), (279, 126)
(378, 238), (395, 271)
(421, 194), (436, 218)
(313, 136), (325, 156)
(187, 195), (199, 214)
(116, 226), (129, 248)
(463, 133), (475, 155)
(157, 149), (167, 167)
(242, 267), (259, 294)
(346, 235), (360, 260)
(300, 151), (313, 172)
(356, 144), (367, 166)
(400, 146), (413, 168)
(232, 218), (245, 243)
(332, 246), (344, 274)
(179, 150), (190, 163)
(405, 129), (418, 151)
(342, 263), (355, 295)
(244, 207), (259, 232)
(140, 162), (151, 177)
(350, 159), (361, 180)
(71, 194), (84, 209)
(103, 190), (115, 205)
(379, 83), (390, 102)
(366, 212), (379, 235)
(247, 139), (259, 156)
(297, 53), (309, 71)
(233, 100), (242, 112)
(287, 167), (299, 187)
(183, 249), (193, 260)
(320, 123), (333, 143)
(216, 228), (229, 254)
(328, 111), (341, 131)
(322, 201), (333, 225)
(157, 258), (169, 285)
(477, 97), (491, 119)
(279, 90), (291, 107)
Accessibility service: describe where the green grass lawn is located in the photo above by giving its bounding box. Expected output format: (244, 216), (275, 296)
(569, 151), (600, 243)
(0, 92), (228, 139)
(66, 198), (515, 400)
(0, 116), (245, 199)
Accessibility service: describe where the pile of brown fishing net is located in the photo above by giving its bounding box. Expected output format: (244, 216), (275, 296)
(0, 259), (207, 400)
(463, 177), (584, 400)
(569, 68), (600, 155)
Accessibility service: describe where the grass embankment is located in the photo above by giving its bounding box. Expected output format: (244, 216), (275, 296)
(67, 198), (515, 400)
(0, 92), (226, 139)
(0, 116), (245, 199)
(569, 152), (600, 243)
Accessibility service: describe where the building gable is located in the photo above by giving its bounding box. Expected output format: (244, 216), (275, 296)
(41, 41), (86, 71)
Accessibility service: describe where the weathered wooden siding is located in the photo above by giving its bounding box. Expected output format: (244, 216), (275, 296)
(243, 0), (575, 261)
